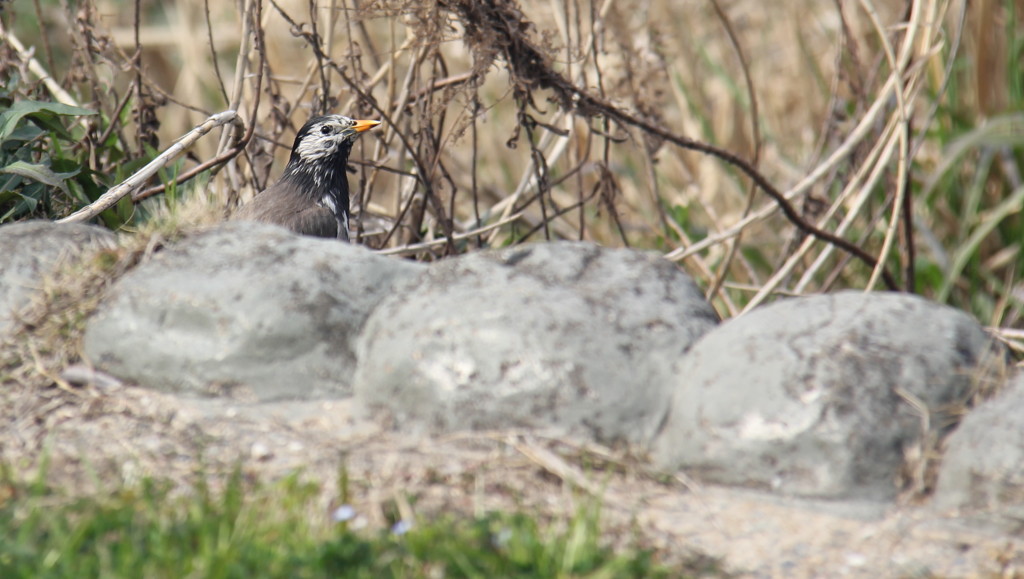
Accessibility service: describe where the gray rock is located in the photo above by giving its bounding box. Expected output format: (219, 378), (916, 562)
(0, 221), (115, 335)
(83, 222), (423, 400)
(353, 241), (719, 445)
(650, 291), (1006, 500)
(933, 373), (1024, 516)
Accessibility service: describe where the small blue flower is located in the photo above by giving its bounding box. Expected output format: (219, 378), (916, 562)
(332, 505), (356, 522)
(492, 528), (513, 548)
(391, 520), (413, 535)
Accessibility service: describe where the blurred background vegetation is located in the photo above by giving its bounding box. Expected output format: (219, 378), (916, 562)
(1, 0), (1022, 340)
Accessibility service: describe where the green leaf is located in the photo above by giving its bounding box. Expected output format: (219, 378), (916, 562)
(1, 124), (44, 144)
(0, 100), (95, 142)
(0, 183), (46, 222)
(17, 190), (39, 212)
(115, 188), (135, 223)
(0, 172), (20, 192)
(0, 160), (79, 195)
(921, 113), (1024, 203)
(72, 167), (108, 202)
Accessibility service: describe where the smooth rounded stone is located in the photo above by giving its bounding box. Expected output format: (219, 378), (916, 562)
(933, 373), (1024, 517)
(0, 221), (115, 336)
(83, 222), (424, 401)
(353, 241), (719, 445)
(650, 291), (1007, 500)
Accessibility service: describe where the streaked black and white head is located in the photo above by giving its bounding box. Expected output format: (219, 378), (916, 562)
(282, 114), (380, 240)
(288, 115), (380, 168)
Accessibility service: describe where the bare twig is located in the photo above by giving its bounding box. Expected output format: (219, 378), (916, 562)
(443, 0), (898, 290)
(132, 0), (144, 154)
(59, 111), (242, 224)
(706, 0), (763, 303)
(860, 0), (912, 292)
(131, 132), (247, 202)
(510, 435), (604, 497)
(376, 211), (526, 256)
(0, 22), (80, 107)
(204, 0), (230, 105)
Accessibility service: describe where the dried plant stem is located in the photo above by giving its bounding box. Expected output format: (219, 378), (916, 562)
(441, 0), (894, 286)
(664, 71), (902, 261)
(783, 0), (939, 301)
(511, 435), (604, 497)
(58, 111), (241, 224)
(132, 0), (144, 154)
(635, 132), (739, 316)
(778, 112), (910, 307)
(486, 113), (575, 244)
(485, 0), (614, 245)
(204, 0), (230, 105)
(706, 0), (762, 306)
(218, 0), (255, 155)
(793, 116), (908, 294)
(377, 211), (527, 257)
(132, 133), (249, 202)
(0, 23), (80, 108)
(859, 0), (913, 292)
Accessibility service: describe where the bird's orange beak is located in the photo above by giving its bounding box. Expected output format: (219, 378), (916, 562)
(352, 119), (381, 133)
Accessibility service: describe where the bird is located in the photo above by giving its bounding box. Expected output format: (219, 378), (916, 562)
(233, 114), (380, 242)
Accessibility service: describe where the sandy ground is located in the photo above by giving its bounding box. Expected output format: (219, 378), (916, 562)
(4, 378), (1024, 578)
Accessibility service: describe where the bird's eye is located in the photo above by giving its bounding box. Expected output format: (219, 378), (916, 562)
(320, 125), (333, 135)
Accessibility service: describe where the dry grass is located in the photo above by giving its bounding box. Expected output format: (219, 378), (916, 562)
(1, 2), (1022, 360)
(5, 0), (1021, 334)
(0, 0), (1020, 424)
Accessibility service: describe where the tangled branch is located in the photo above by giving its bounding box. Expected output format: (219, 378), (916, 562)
(443, 0), (898, 290)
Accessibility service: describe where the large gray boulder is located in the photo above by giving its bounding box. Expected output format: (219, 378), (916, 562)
(353, 241), (719, 445)
(0, 221), (115, 336)
(933, 373), (1024, 517)
(651, 291), (1006, 500)
(83, 222), (424, 400)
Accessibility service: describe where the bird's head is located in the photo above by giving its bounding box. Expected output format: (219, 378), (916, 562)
(288, 114), (380, 167)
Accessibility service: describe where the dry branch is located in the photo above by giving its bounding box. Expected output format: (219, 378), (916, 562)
(443, 0), (899, 290)
(0, 23), (81, 108)
(58, 111), (242, 224)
